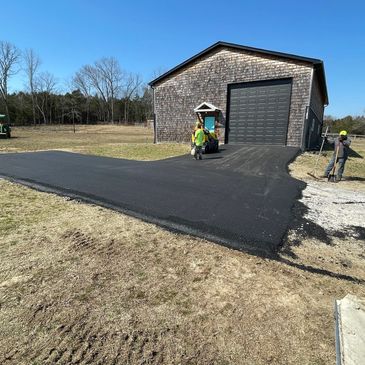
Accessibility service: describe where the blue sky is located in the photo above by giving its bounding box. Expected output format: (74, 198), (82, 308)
(1, 0), (364, 117)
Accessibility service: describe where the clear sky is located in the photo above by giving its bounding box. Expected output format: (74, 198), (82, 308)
(1, 0), (364, 117)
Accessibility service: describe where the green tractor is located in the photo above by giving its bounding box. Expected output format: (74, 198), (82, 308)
(0, 114), (11, 138)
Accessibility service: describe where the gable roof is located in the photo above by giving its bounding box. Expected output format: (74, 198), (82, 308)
(194, 102), (221, 113)
(149, 41), (328, 105)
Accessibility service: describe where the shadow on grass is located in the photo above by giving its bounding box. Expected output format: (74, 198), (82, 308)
(280, 201), (333, 256)
(322, 142), (363, 158)
(277, 257), (365, 284)
(348, 148), (364, 158)
(278, 200), (365, 285)
(342, 176), (365, 182)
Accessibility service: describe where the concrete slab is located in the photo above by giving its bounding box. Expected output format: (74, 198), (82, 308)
(335, 294), (365, 365)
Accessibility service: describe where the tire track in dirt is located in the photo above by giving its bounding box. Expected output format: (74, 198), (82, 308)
(4, 312), (222, 365)
(62, 229), (118, 257)
(31, 324), (172, 364)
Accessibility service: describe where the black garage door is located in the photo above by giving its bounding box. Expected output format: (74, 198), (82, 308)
(227, 78), (292, 145)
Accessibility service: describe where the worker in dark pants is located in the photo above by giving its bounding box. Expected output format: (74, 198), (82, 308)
(324, 130), (351, 181)
(194, 123), (204, 160)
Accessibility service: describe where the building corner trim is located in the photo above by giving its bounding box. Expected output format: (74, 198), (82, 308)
(152, 87), (157, 144)
(300, 68), (314, 150)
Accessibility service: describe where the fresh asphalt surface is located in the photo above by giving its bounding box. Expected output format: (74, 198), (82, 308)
(0, 146), (304, 256)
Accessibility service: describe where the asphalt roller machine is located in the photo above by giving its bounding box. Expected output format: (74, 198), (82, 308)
(192, 102), (220, 153)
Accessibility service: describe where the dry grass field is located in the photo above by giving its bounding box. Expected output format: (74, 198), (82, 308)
(0, 124), (190, 160)
(1, 126), (364, 364)
(290, 139), (365, 191)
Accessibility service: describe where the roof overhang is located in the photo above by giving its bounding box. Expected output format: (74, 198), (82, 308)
(194, 102), (221, 113)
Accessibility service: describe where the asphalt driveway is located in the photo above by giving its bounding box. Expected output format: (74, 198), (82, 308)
(0, 146), (304, 256)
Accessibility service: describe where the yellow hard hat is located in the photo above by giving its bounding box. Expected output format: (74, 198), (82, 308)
(339, 130), (347, 136)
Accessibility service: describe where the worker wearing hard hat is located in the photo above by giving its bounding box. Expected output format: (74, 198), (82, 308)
(324, 130), (351, 181)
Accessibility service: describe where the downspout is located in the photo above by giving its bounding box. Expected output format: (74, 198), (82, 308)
(300, 67), (314, 150)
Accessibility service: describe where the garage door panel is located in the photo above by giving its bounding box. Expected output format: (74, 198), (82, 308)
(228, 79), (292, 145)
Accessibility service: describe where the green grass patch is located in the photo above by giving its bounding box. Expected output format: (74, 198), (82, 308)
(78, 143), (190, 160)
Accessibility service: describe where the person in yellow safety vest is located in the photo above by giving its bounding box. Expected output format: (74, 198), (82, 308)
(193, 123), (204, 160)
(191, 119), (203, 144)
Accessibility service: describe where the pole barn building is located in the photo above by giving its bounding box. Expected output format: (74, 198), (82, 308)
(149, 41), (328, 150)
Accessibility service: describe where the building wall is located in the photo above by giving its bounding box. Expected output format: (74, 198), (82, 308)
(302, 70), (326, 149)
(153, 47), (315, 147)
(309, 70), (325, 122)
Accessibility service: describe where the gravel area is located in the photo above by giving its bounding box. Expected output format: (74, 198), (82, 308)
(299, 181), (365, 237)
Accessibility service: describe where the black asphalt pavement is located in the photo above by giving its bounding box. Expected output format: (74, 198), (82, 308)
(0, 146), (304, 256)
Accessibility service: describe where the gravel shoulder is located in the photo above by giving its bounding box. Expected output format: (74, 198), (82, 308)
(283, 141), (365, 284)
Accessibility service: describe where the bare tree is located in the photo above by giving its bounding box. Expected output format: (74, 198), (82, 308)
(35, 71), (57, 124)
(95, 57), (123, 123)
(81, 64), (109, 121)
(140, 84), (153, 121)
(24, 48), (41, 124)
(76, 57), (123, 122)
(0, 41), (20, 121)
(122, 72), (142, 123)
(73, 70), (92, 123)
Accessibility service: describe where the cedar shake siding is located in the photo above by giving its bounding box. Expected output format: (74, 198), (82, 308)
(150, 42), (328, 149)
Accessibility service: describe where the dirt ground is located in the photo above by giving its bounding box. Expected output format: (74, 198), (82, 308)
(1, 129), (364, 364)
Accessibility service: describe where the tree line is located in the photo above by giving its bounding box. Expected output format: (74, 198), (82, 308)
(324, 115), (365, 135)
(0, 40), (153, 125)
(2, 39), (364, 133)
